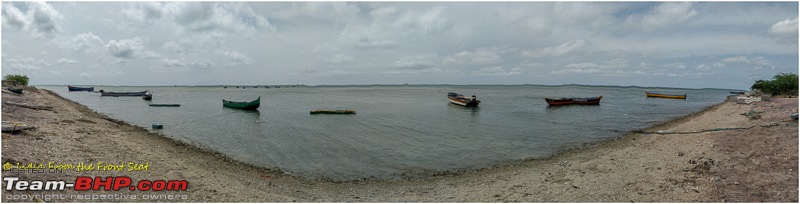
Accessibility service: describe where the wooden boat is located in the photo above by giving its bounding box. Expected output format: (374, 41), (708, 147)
(545, 95), (602, 106)
(447, 92), (480, 107)
(67, 86), (94, 92)
(149, 104), (180, 107)
(2, 121), (32, 133)
(6, 87), (22, 94)
(310, 109), (356, 114)
(645, 92), (686, 99)
(223, 96), (260, 110)
(730, 91), (746, 95)
(100, 90), (148, 97)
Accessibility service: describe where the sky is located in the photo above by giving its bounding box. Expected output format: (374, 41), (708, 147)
(1, 2), (797, 89)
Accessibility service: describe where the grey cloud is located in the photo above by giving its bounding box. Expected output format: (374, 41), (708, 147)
(1, 2), (63, 37)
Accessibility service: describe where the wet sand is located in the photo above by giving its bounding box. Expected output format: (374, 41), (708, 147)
(2, 86), (797, 202)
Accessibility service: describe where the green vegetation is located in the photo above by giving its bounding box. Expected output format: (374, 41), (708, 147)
(751, 73), (798, 96)
(3, 74), (29, 86)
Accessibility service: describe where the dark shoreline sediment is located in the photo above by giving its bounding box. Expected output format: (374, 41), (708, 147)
(2, 87), (796, 202)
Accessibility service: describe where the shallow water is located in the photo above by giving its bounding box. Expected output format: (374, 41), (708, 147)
(44, 85), (730, 181)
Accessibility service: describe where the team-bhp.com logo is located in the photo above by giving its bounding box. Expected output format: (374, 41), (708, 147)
(4, 177), (188, 191)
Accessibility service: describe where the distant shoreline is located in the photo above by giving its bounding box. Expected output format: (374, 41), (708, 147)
(34, 83), (741, 91)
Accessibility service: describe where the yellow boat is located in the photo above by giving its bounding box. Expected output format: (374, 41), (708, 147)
(645, 92), (686, 99)
(310, 109), (356, 114)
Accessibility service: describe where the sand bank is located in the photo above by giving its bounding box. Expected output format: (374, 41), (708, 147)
(2, 87), (796, 202)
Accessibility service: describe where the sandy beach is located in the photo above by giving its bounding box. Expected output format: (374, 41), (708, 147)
(1, 86), (797, 202)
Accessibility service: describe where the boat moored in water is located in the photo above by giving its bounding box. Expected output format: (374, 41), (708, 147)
(447, 92), (480, 107)
(223, 96), (260, 110)
(645, 92), (686, 99)
(310, 109), (356, 114)
(67, 86), (94, 92)
(100, 90), (148, 97)
(545, 95), (603, 106)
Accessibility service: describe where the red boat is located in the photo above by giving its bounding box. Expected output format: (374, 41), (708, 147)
(544, 95), (602, 106)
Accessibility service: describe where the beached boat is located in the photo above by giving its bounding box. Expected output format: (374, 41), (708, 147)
(730, 91), (746, 95)
(2, 121), (32, 133)
(545, 95), (603, 106)
(223, 96), (260, 110)
(149, 104), (180, 107)
(7, 87), (23, 94)
(310, 109), (356, 114)
(447, 92), (480, 107)
(645, 92), (686, 99)
(67, 86), (94, 92)
(100, 90), (148, 97)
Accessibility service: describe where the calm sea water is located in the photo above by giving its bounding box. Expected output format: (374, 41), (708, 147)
(44, 85), (730, 181)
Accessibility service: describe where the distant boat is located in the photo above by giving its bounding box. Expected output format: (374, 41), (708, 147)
(67, 86), (94, 92)
(100, 90), (148, 97)
(730, 91), (746, 95)
(645, 92), (686, 99)
(310, 109), (356, 114)
(545, 95), (603, 106)
(143, 92), (152, 100)
(447, 92), (480, 107)
(149, 104), (180, 107)
(223, 96), (260, 110)
(6, 87), (23, 94)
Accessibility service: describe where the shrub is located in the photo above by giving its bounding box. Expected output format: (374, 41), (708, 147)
(3, 74), (29, 86)
(751, 73), (798, 96)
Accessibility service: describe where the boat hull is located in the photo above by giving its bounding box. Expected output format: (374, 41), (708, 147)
(310, 109), (356, 114)
(223, 96), (260, 110)
(645, 92), (686, 99)
(7, 87), (23, 94)
(447, 92), (480, 107)
(100, 91), (148, 97)
(67, 86), (94, 92)
(545, 95), (602, 106)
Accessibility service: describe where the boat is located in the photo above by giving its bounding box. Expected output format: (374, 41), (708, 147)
(645, 92), (686, 99)
(310, 109), (356, 114)
(149, 104), (180, 107)
(222, 96), (260, 110)
(2, 121), (32, 133)
(143, 92), (152, 100)
(545, 95), (603, 106)
(7, 87), (23, 94)
(447, 92), (480, 107)
(67, 86), (94, 92)
(100, 90), (148, 97)
(730, 91), (746, 95)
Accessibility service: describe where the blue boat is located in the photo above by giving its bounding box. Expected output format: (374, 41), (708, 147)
(68, 86), (94, 92)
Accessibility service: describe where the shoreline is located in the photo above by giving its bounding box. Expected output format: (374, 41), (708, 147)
(2, 86), (796, 202)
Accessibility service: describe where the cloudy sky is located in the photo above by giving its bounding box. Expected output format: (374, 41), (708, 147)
(1, 2), (797, 89)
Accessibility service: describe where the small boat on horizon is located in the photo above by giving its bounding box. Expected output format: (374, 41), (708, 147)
(645, 92), (686, 99)
(447, 92), (480, 107)
(100, 90), (148, 97)
(67, 85), (94, 92)
(545, 95), (603, 106)
(223, 96), (260, 110)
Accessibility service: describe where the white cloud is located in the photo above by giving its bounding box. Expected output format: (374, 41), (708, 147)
(324, 54), (354, 64)
(57, 58), (77, 64)
(168, 2), (275, 33)
(1, 2), (64, 38)
(443, 48), (503, 65)
(662, 62), (686, 69)
(639, 2), (697, 31)
(59, 32), (104, 53)
(105, 37), (159, 59)
(471, 66), (523, 76)
(2, 56), (51, 70)
(768, 18), (798, 44)
(521, 39), (585, 58)
(721, 56), (775, 69)
(220, 50), (254, 65)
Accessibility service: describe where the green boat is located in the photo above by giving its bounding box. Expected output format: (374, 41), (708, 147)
(7, 87), (22, 94)
(149, 104), (180, 107)
(223, 96), (260, 110)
